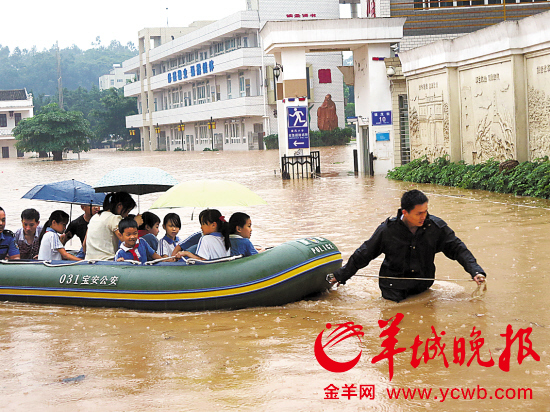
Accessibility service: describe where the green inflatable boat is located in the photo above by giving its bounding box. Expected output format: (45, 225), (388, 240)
(0, 237), (341, 311)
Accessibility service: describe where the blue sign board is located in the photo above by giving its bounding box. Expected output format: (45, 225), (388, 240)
(287, 106), (309, 149)
(168, 60), (215, 84)
(376, 132), (390, 141)
(372, 111), (392, 126)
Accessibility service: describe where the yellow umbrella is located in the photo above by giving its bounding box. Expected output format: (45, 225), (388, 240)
(150, 179), (267, 209)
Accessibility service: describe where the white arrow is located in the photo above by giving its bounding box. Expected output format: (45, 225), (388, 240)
(293, 141), (305, 147)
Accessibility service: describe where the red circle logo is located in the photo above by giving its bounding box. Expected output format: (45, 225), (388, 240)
(314, 322), (364, 373)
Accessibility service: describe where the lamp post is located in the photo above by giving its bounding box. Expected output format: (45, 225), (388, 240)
(208, 116), (215, 150)
(179, 120), (184, 150)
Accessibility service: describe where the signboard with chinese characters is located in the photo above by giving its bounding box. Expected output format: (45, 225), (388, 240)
(372, 111), (392, 126)
(168, 60), (215, 84)
(287, 106), (310, 149)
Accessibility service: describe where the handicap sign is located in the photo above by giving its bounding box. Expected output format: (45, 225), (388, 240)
(287, 106), (310, 149)
(372, 111), (392, 126)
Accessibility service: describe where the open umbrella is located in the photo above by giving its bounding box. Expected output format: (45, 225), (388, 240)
(93, 167), (179, 211)
(22, 179), (106, 205)
(22, 179), (106, 220)
(150, 179), (267, 209)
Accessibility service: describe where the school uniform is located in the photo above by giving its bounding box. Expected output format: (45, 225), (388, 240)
(38, 227), (64, 260)
(0, 230), (19, 260)
(196, 232), (230, 260)
(115, 239), (156, 264)
(229, 234), (257, 257)
(141, 233), (159, 252)
(157, 235), (180, 257)
(15, 225), (43, 259)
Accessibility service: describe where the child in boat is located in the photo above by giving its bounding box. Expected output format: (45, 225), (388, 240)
(174, 209), (230, 261)
(138, 211), (160, 251)
(157, 213), (181, 257)
(38, 210), (82, 261)
(228, 212), (263, 257)
(115, 217), (162, 264)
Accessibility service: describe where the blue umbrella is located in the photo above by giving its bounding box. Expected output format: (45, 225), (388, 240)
(22, 179), (106, 206)
(22, 179), (106, 221)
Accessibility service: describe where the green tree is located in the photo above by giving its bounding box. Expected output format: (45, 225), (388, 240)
(90, 87), (138, 148)
(13, 103), (91, 161)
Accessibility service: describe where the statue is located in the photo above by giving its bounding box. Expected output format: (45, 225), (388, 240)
(317, 94), (338, 131)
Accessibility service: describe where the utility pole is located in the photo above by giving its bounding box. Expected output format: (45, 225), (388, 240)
(56, 41), (63, 110)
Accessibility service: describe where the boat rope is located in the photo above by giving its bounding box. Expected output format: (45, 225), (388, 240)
(42, 259), (139, 267)
(326, 274), (487, 298)
(349, 273), (479, 282)
(186, 255), (243, 265)
(144, 256), (177, 265)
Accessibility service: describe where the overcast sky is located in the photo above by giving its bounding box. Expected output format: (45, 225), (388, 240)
(1, 0), (247, 51)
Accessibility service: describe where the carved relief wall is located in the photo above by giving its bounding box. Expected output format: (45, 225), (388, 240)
(459, 61), (515, 164)
(526, 54), (550, 160)
(407, 74), (450, 161)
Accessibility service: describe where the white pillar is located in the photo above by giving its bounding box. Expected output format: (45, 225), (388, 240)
(277, 48), (310, 159)
(354, 43), (393, 175)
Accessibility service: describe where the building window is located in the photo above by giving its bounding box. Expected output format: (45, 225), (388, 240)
(14, 113), (21, 126)
(184, 91), (192, 106)
(227, 75), (232, 99)
(239, 72), (245, 97)
(399, 95), (410, 165)
(197, 81), (207, 104)
(225, 121), (241, 144)
(198, 124), (209, 145)
(0, 114), (7, 127)
(110, 79), (115, 86)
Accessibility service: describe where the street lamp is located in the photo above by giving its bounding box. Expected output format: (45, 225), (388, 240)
(273, 63), (283, 81)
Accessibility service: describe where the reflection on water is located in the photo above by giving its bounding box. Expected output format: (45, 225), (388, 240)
(1, 147), (549, 411)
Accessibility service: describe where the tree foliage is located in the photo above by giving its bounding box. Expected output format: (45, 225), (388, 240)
(0, 41), (137, 95)
(90, 87), (138, 147)
(13, 103), (91, 160)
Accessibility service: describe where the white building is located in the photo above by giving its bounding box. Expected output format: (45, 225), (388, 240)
(0, 89), (33, 159)
(123, 0), (345, 152)
(99, 64), (137, 91)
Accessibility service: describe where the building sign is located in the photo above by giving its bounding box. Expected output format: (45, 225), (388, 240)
(168, 60), (215, 84)
(287, 106), (310, 149)
(372, 111), (392, 126)
(285, 13), (317, 18)
(376, 132), (390, 142)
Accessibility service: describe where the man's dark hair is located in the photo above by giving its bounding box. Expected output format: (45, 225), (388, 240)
(21, 208), (40, 222)
(401, 190), (429, 212)
(119, 217), (138, 234)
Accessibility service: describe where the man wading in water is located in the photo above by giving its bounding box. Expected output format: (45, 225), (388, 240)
(330, 189), (486, 302)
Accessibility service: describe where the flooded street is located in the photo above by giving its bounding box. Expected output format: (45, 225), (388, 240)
(0, 146), (548, 411)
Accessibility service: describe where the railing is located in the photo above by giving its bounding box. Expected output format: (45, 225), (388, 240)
(281, 151), (320, 179)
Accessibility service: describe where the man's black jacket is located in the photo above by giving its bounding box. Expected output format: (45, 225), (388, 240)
(333, 210), (485, 293)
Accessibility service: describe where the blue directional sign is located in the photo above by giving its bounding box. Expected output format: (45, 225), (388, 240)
(372, 111), (392, 126)
(287, 106), (310, 149)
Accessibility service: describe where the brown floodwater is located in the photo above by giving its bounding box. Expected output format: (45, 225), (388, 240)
(0, 147), (548, 411)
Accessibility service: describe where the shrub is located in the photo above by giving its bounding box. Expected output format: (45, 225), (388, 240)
(387, 156), (550, 199)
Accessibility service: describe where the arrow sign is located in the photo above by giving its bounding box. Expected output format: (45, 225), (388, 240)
(287, 106), (310, 150)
